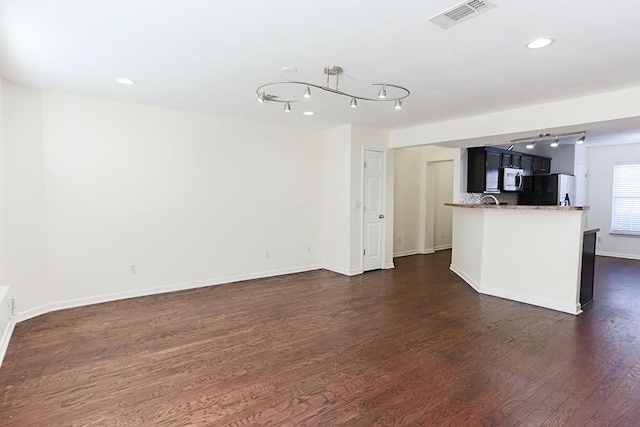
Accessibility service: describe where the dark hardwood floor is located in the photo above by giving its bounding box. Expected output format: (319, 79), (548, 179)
(1, 252), (640, 426)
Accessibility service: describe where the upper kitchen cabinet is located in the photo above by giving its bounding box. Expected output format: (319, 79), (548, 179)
(501, 153), (521, 168)
(467, 147), (501, 193)
(521, 155), (533, 176)
(467, 146), (552, 193)
(532, 156), (551, 174)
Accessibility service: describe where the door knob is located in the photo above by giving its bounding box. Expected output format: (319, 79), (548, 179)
(379, 214), (385, 219)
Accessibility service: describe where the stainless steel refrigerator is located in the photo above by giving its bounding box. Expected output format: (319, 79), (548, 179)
(519, 174), (576, 206)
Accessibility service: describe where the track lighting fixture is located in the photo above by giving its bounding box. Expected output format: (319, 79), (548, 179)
(513, 130), (587, 149)
(256, 66), (409, 113)
(507, 144), (515, 151)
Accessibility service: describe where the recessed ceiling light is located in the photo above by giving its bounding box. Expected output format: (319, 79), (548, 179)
(281, 66), (298, 73)
(115, 77), (135, 85)
(303, 111), (315, 116)
(526, 38), (554, 49)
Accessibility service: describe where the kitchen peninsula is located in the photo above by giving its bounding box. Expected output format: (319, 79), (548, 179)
(445, 203), (592, 315)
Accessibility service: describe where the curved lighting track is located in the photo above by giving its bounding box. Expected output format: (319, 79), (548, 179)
(255, 66), (410, 111)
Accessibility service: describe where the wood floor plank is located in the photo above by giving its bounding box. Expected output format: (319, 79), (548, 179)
(1, 252), (640, 426)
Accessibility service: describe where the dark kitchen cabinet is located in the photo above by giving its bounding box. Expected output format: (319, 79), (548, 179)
(533, 156), (551, 174)
(501, 153), (521, 168)
(467, 147), (501, 193)
(468, 146), (552, 193)
(580, 229), (598, 307)
(521, 155), (533, 176)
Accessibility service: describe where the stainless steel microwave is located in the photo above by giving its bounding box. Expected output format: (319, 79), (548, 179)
(502, 167), (524, 191)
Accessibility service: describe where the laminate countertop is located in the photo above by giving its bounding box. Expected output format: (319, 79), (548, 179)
(444, 203), (590, 211)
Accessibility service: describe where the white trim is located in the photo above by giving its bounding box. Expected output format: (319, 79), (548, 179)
(434, 244), (452, 251)
(0, 319), (16, 368)
(480, 286), (582, 315)
(596, 251), (640, 261)
(420, 248), (436, 255)
(15, 264), (322, 323)
(384, 262), (395, 269)
(393, 250), (420, 258)
(449, 264), (480, 292)
(322, 264), (363, 276)
(0, 286), (16, 368)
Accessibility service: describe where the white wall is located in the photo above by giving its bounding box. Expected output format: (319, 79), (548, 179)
(393, 147), (422, 256)
(2, 82), (49, 312)
(0, 80), (13, 367)
(393, 145), (459, 256)
(586, 143), (640, 260)
(534, 144), (576, 175)
(0, 78), (4, 287)
(322, 125), (352, 274)
(3, 85), (326, 316)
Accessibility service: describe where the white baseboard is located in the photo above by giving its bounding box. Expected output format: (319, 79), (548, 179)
(15, 264), (322, 323)
(449, 264), (480, 292)
(480, 286), (581, 316)
(323, 264), (358, 276)
(0, 319), (16, 368)
(384, 262), (395, 269)
(420, 248), (436, 255)
(393, 250), (419, 257)
(434, 244), (453, 251)
(596, 251), (640, 261)
(0, 286), (16, 368)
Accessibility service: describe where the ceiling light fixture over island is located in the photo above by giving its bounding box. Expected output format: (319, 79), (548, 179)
(445, 203), (596, 315)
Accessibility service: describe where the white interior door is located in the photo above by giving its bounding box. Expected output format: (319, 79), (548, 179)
(363, 150), (385, 271)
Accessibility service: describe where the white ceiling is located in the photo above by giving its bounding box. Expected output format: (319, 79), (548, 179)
(2, 0), (640, 140)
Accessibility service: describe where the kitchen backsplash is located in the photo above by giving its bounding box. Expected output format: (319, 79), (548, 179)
(461, 192), (519, 205)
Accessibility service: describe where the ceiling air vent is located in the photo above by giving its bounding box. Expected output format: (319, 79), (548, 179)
(428, 0), (496, 29)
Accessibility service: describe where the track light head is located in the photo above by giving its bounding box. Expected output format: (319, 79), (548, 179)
(576, 133), (586, 144)
(284, 102), (291, 113)
(350, 97), (358, 108)
(257, 92), (266, 103)
(550, 136), (559, 147)
(394, 99), (402, 110)
(526, 142), (536, 149)
(378, 85), (387, 99)
(303, 85), (311, 99)
(507, 144), (515, 151)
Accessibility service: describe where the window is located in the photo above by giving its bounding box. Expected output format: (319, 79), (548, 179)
(611, 162), (640, 235)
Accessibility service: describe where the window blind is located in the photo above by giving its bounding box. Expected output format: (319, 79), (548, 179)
(611, 162), (640, 235)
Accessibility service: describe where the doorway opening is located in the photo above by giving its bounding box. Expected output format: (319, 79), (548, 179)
(423, 160), (454, 252)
